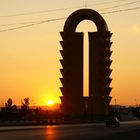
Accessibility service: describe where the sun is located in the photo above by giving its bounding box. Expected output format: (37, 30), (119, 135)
(47, 100), (55, 106)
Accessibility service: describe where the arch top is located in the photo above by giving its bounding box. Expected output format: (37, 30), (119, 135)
(63, 9), (108, 33)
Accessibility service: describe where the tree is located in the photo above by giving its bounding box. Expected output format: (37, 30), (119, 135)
(5, 98), (13, 110)
(21, 97), (30, 110)
(1, 98), (17, 121)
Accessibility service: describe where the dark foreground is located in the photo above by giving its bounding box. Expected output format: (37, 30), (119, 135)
(103, 129), (140, 140)
(0, 121), (140, 140)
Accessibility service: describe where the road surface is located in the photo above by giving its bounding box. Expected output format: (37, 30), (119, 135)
(0, 121), (140, 140)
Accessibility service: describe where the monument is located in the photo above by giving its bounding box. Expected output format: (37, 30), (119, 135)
(60, 9), (112, 116)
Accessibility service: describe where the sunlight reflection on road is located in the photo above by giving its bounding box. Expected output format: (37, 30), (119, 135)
(46, 126), (58, 139)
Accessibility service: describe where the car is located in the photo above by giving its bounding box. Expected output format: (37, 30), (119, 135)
(105, 116), (120, 127)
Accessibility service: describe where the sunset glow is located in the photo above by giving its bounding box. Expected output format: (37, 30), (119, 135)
(0, 0), (140, 107)
(47, 100), (55, 106)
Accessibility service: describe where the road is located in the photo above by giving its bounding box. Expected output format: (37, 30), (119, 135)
(0, 121), (140, 140)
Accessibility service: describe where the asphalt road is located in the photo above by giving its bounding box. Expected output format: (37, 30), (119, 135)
(0, 121), (140, 140)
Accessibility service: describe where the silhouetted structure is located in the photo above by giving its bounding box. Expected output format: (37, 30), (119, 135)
(60, 9), (112, 117)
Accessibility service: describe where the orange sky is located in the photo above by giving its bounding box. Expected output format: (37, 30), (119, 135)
(0, 0), (140, 106)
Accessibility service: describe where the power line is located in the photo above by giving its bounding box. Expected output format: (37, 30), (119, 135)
(1, 5), (140, 28)
(0, 0), (131, 18)
(101, 6), (140, 14)
(0, 6), (140, 33)
(88, 0), (130, 6)
(0, 5), (83, 18)
(0, 21), (37, 27)
(0, 17), (66, 32)
(1, 0), (139, 27)
(98, 0), (140, 11)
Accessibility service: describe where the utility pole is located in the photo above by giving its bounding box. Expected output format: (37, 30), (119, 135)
(85, 0), (87, 8)
(114, 98), (117, 111)
(114, 98), (117, 106)
(134, 99), (139, 107)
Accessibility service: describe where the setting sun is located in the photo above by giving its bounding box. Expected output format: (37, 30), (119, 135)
(47, 100), (55, 106)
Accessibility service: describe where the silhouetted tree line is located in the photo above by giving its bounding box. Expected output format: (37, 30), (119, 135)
(0, 98), (31, 121)
(1, 98), (139, 125)
(131, 107), (140, 119)
(109, 106), (140, 121)
(0, 98), (58, 124)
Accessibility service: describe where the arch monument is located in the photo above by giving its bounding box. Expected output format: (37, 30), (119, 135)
(60, 9), (112, 116)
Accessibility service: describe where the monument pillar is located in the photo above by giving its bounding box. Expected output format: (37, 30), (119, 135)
(60, 9), (112, 116)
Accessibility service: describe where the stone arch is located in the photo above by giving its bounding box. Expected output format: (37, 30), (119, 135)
(60, 9), (112, 116)
(64, 9), (108, 34)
